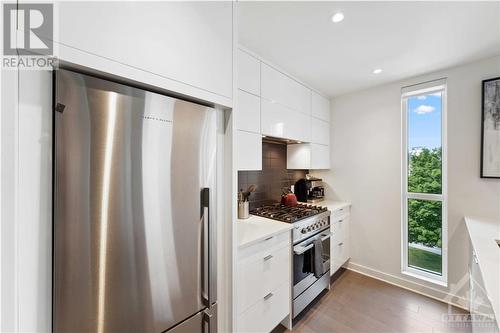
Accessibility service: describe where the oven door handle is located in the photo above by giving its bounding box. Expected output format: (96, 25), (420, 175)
(293, 232), (332, 255)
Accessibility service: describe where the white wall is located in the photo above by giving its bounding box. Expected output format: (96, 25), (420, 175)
(317, 56), (500, 307)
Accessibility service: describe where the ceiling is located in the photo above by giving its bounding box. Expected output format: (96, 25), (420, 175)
(238, 1), (500, 97)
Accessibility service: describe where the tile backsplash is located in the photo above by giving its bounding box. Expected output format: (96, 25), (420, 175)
(238, 141), (307, 210)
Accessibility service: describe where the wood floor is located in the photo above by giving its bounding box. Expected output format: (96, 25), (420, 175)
(273, 270), (471, 333)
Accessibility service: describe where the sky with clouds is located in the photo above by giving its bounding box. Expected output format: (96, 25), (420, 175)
(408, 92), (442, 149)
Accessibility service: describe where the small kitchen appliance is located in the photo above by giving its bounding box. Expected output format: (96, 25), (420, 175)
(294, 176), (325, 203)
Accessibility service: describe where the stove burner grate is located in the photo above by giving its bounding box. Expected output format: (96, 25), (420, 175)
(250, 203), (327, 223)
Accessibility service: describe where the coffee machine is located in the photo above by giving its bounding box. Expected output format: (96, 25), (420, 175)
(294, 175), (325, 203)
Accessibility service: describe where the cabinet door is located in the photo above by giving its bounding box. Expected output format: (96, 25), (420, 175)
(311, 91), (330, 122)
(311, 117), (330, 145)
(237, 90), (260, 133)
(261, 99), (311, 142)
(237, 246), (290, 314)
(237, 131), (262, 171)
(333, 215), (349, 243)
(57, 2), (233, 99)
(310, 143), (330, 169)
(238, 50), (260, 96)
(261, 63), (311, 115)
(470, 250), (498, 333)
(287, 144), (311, 170)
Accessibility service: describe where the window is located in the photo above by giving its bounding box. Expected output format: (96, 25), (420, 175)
(402, 80), (447, 285)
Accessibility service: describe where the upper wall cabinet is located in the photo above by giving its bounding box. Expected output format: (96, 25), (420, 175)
(261, 99), (311, 143)
(56, 2), (233, 105)
(237, 90), (261, 134)
(311, 91), (330, 122)
(311, 117), (330, 145)
(237, 131), (262, 171)
(261, 64), (311, 115)
(238, 50), (260, 96)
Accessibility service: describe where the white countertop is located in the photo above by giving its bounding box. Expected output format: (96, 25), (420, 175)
(465, 216), (500, 322)
(318, 200), (351, 212)
(237, 201), (350, 249)
(237, 215), (293, 249)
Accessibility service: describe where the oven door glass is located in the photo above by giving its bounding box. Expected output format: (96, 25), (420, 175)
(293, 230), (331, 298)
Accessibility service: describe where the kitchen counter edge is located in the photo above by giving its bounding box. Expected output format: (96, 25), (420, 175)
(237, 215), (293, 249)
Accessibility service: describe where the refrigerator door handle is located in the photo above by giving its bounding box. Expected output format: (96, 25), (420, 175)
(202, 188), (217, 307)
(203, 304), (217, 333)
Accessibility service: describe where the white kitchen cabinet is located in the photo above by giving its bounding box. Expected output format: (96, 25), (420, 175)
(470, 250), (499, 333)
(331, 206), (351, 275)
(261, 99), (311, 142)
(238, 49), (261, 96)
(310, 143), (330, 169)
(237, 231), (292, 333)
(287, 143), (330, 170)
(311, 117), (330, 145)
(287, 144), (311, 170)
(261, 63), (311, 115)
(311, 91), (330, 122)
(55, 2), (233, 106)
(237, 90), (261, 134)
(237, 131), (262, 171)
(237, 246), (290, 314)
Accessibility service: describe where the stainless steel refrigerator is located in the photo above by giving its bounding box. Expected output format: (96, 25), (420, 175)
(53, 69), (217, 333)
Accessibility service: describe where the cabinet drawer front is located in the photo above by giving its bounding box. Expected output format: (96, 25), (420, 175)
(332, 206), (350, 218)
(261, 99), (311, 142)
(332, 239), (349, 271)
(237, 246), (290, 314)
(311, 117), (330, 145)
(238, 230), (290, 262)
(237, 284), (290, 333)
(237, 90), (261, 133)
(332, 215), (349, 243)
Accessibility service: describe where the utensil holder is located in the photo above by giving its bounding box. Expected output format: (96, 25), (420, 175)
(238, 201), (249, 219)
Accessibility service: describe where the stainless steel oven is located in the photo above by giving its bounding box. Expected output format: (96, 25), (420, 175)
(292, 227), (331, 317)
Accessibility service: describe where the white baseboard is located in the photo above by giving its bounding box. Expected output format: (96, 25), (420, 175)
(345, 261), (469, 311)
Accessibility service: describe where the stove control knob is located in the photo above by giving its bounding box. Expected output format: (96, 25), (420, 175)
(301, 228), (307, 234)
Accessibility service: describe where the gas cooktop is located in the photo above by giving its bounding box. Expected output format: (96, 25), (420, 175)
(250, 203), (328, 223)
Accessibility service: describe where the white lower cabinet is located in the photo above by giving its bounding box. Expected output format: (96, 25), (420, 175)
(469, 248), (499, 333)
(331, 207), (351, 275)
(237, 131), (262, 171)
(237, 284), (289, 333)
(236, 232), (292, 333)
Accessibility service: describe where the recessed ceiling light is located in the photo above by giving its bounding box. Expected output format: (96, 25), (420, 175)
(331, 12), (344, 23)
(373, 68), (383, 74)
